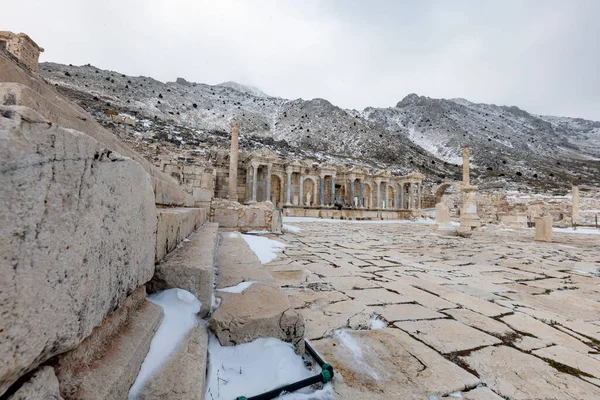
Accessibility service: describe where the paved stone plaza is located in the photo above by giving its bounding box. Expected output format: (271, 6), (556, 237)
(263, 221), (600, 399)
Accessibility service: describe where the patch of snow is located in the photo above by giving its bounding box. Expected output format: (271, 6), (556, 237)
(229, 232), (241, 238)
(283, 216), (435, 225)
(283, 224), (302, 233)
(217, 281), (256, 294)
(448, 392), (463, 398)
(553, 227), (600, 235)
(370, 315), (387, 329)
(205, 333), (333, 400)
(241, 234), (286, 264)
(246, 230), (271, 235)
(333, 329), (379, 380)
(129, 289), (201, 399)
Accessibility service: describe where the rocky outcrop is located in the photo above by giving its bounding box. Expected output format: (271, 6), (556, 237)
(0, 106), (157, 394)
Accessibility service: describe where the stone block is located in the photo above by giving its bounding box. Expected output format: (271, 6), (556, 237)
(55, 286), (163, 400)
(192, 188), (212, 202)
(0, 108), (157, 395)
(155, 208), (204, 263)
(149, 223), (218, 317)
(241, 208), (265, 228)
(210, 283), (305, 353)
(271, 208), (283, 234)
(7, 367), (63, 400)
(136, 321), (208, 400)
(535, 216), (552, 242)
(213, 208), (239, 228)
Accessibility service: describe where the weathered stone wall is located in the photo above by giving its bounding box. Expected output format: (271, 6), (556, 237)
(160, 157), (215, 206)
(210, 199), (281, 232)
(0, 106), (157, 394)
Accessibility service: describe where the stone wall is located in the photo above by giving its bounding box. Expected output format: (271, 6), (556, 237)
(210, 199), (282, 233)
(0, 51), (209, 398)
(160, 157), (215, 207)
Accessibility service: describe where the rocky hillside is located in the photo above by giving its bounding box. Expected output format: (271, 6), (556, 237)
(39, 62), (600, 191)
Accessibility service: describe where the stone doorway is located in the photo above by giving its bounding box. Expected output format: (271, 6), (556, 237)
(270, 175), (282, 206)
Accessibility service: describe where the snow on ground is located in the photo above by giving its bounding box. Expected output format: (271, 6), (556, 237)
(240, 233), (287, 264)
(283, 224), (302, 233)
(370, 315), (387, 329)
(129, 289), (201, 399)
(217, 281), (256, 293)
(552, 227), (600, 235)
(283, 217), (435, 225)
(205, 334), (334, 400)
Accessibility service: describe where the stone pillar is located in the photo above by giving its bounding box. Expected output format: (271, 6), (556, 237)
(330, 176), (336, 205)
(359, 182), (364, 207)
(417, 183), (422, 210)
(350, 180), (355, 207)
(384, 183), (389, 209)
(285, 167), (292, 205)
(299, 176), (304, 207)
(228, 121), (239, 201)
(245, 167), (252, 203)
(251, 163), (259, 203)
(400, 183), (405, 209)
(313, 179), (318, 207)
(408, 183), (414, 209)
(462, 147), (470, 186)
(535, 216), (553, 242)
(572, 185), (580, 226)
(375, 179), (381, 208)
(265, 164), (272, 203)
(320, 175), (325, 206)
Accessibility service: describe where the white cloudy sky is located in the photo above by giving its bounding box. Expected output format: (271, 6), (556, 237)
(4, 0), (600, 120)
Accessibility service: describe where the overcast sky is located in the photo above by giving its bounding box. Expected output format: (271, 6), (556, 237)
(4, 0), (600, 120)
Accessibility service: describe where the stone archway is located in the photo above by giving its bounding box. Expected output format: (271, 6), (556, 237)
(270, 175), (282, 206)
(363, 182), (372, 208)
(302, 177), (315, 206)
(434, 182), (456, 204)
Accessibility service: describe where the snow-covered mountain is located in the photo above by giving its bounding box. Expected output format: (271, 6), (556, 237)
(39, 62), (600, 191)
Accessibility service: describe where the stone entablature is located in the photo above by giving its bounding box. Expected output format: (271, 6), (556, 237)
(0, 31), (44, 72)
(237, 149), (425, 211)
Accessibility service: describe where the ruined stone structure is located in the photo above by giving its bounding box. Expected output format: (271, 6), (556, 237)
(0, 31), (44, 72)
(458, 148), (481, 231)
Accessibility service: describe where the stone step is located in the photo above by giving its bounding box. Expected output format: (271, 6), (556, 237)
(55, 287), (163, 400)
(136, 320), (209, 400)
(210, 232), (304, 354)
(155, 208), (209, 263)
(149, 223), (219, 317)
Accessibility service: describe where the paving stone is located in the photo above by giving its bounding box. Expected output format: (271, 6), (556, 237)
(311, 328), (480, 400)
(462, 386), (504, 400)
(443, 309), (515, 338)
(373, 303), (446, 322)
(300, 300), (371, 340)
(460, 346), (600, 400)
(343, 288), (413, 306)
(395, 319), (501, 354)
(283, 288), (349, 309)
(327, 275), (380, 290)
(533, 345), (600, 379)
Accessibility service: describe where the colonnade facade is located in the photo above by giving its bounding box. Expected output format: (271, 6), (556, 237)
(239, 151), (424, 210)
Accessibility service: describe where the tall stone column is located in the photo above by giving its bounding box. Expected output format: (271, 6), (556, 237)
(572, 185), (580, 226)
(251, 163), (259, 203)
(313, 179), (318, 207)
(265, 164), (272, 203)
(320, 175), (325, 206)
(384, 183), (389, 209)
(462, 147), (470, 186)
(330, 176), (336, 205)
(245, 167), (252, 203)
(285, 167), (292, 205)
(417, 183), (422, 209)
(359, 182), (364, 207)
(408, 183), (414, 209)
(228, 121), (239, 201)
(299, 176), (304, 206)
(400, 183), (405, 209)
(350, 179), (355, 207)
(375, 179), (381, 208)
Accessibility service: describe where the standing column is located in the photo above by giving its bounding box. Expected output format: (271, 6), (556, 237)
(265, 164), (272, 203)
(245, 167), (252, 203)
(299, 176), (304, 206)
(330, 176), (336, 205)
(462, 148), (470, 186)
(384, 183), (389, 209)
(572, 185), (580, 226)
(359, 182), (364, 208)
(320, 175), (325, 206)
(400, 183), (405, 209)
(251, 163), (259, 203)
(313, 179), (318, 207)
(228, 122), (239, 200)
(350, 179), (355, 207)
(395, 186), (400, 209)
(285, 167), (292, 205)
(417, 183), (422, 209)
(375, 180), (381, 208)
(408, 183), (414, 209)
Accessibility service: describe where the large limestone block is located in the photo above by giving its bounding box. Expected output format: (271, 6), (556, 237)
(149, 223), (218, 317)
(7, 367), (63, 400)
(210, 283), (305, 353)
(311, 328), (480, 399)
(137, 320), (209, 400)
(460, 346), (600, 399)
(0, 107), (157, 395)
(155, 208), (205, 263)
(56, 287), (163, 400)
(534, 216), (553, 242)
